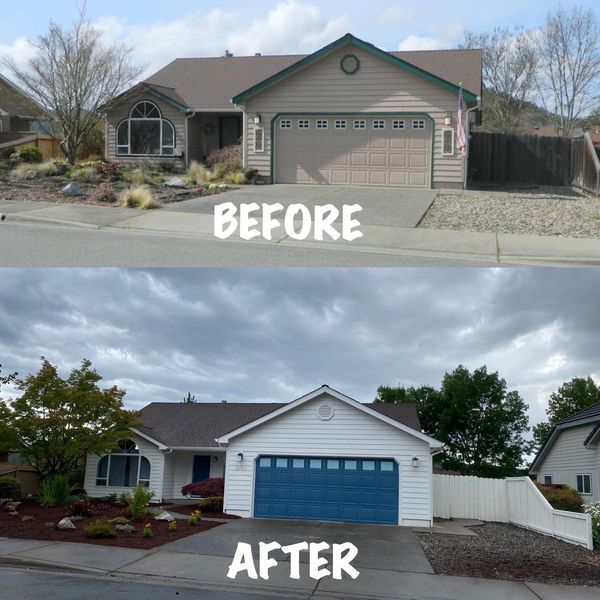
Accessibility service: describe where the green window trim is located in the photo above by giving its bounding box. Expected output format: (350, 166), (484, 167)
(232, 33), (479, 105)
(269, 112), (436, 187)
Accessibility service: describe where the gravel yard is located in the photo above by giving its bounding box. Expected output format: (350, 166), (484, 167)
(420, 186), (600, 239)
(418, 523), (600, 586)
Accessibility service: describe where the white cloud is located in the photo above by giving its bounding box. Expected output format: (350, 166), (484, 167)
(0, 36), (37, 75)
(376, 5), (418, 25)
(398, 21), (465, 51)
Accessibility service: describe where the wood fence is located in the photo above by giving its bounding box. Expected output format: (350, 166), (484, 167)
(571, 133), (600, 196)
(468, 132), (573, 186)
(0, 134), (62, 161)
(433, 474), (593, 549)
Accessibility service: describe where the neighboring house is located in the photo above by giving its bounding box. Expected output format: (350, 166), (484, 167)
(104, 33), (482, 189)
(530, 402), (600, 502)
(84, 385), (443, 526)
(0, 74), (50, 137)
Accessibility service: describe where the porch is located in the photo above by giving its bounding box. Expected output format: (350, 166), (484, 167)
(187, 112), (242, 164)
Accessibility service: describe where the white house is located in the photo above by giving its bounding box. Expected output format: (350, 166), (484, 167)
(84, 385), (443, 527)
(530, 402), (600, 502)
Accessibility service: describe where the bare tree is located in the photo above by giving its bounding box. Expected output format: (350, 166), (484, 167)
(537, 6), (600, 137)
(461, 27), (538, 133)
(2, 5), (143, 163)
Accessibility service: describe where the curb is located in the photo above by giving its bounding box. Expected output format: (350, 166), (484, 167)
(0, 554), (109, 575)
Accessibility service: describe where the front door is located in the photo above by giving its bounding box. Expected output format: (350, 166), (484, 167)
(192, 455), (211, 483)
(219, 116), (241, 149)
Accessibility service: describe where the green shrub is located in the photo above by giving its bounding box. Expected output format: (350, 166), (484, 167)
(38, 474), (73, 507)
(122, 484), (154, 519)
(84, 519), (117, 539)
(537, 484), (584, 513)
(0, 477), (21, 500)
(224, 171), (248, 185)
(70, 166), (99, 183)
(197, 496), (224, 512)
(584, 503), (600, 548)
(14, 146), (43, 164)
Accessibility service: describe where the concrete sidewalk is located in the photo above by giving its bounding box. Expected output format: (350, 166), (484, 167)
(0, 536), (597, 600)
(3, 195), (600, 266)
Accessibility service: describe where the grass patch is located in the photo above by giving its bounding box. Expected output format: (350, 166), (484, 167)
(120, 185), (161, 210)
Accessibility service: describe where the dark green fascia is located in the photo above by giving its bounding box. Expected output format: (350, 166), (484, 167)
(147, 87), (190, 113)
(269, 112), (436, 187)
(232, 33), (478, 105)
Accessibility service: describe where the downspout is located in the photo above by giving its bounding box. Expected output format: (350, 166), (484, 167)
(185, 112), (194, 169)
(464, 97), (481, 189)
(234, 104), (247, 169)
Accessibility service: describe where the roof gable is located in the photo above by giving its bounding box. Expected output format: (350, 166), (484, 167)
(0, 74), (48, 119)
(232, 33), (479, 105)
(216, 385), (443, 447)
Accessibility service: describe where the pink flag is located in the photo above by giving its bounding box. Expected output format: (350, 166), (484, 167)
(456, 87), (466, 155)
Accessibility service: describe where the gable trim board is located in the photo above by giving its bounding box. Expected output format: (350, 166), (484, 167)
(232, 34), (479, 105)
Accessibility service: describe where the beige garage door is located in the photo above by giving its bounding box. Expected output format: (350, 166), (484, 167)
(274, 116), (431, 188)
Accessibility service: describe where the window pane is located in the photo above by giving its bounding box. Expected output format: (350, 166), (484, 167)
(117, 122), (128, 146)
(309, 459), (322, 469)
(130, 121), (161, 155)
(108, 455), (139, 486)
(139, 457), (151, 481)
(162, 121), (174, 147)
(380, 461), (394, 471)
(275, 458), (288, 468)
(259, 457), (271, 467)
(544, 475), (552, 485)
(327, 460), (339, 470)
(97, 456), (108, 478)
(362, 461), (375, 471)
(292, 458), (304, 468)
(96, 479), (107, 486)
(344, 460), (357, 470)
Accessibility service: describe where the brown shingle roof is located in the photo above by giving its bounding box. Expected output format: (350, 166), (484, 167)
(144, 48), (481, 111)
(0, 75), (48, 119)
(138, 401), (421, 448)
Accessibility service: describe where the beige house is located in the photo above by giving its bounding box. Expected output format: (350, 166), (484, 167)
(105, 34), (481, 189)
(530, 403), (600, 503)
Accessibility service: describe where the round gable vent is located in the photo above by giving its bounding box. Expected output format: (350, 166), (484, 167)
(317, 403), (335, 421)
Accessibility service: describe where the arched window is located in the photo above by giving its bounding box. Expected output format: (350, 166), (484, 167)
(116, 101), (176, 157)
(96, 439), (151, 488)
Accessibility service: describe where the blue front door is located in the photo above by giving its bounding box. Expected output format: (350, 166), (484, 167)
(254, 456), (399, 525)
(192, 455), (211, 483)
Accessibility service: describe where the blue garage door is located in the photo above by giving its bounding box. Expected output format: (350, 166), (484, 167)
(254, 456), (399, 525)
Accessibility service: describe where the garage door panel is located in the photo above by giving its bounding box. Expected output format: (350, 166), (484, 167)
(275, 115), (431, 188)
(254, 456), (399, 525)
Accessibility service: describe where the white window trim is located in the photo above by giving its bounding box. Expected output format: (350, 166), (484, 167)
(373, 120), (385, 129)
(576, 473), (592, 495)
(412, 120), (425, 130)
(254, 127), (265, 153)
(353, 120), (366, 129)
(280, 120), (292, 129)
(298, 120), (310, 129)
(316, 120), (329, 129)
(392, 120), (405, 129)
(442, 127), (455, 156)
(335, 120), (347, 129)
(96, 442), (151, 488)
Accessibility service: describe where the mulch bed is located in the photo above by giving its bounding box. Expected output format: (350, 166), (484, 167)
(418, 522), (600, 587)
(0, 500), (223, 550)
(0, 178), (226, 207)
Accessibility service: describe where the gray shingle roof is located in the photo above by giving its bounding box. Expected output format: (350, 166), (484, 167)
(144, 48), (482, 111)
(137, 401), (421, 448)
(556, 401), (600, 425)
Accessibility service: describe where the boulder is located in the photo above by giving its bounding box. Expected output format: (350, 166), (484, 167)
(114, 523), (135, 533)
(154, 511), (176, 521)
(61, 182), (85, 197)
(21, 515), (34, 522)
(25, 170), (37, 180)
(164, 177), (187, 188)
(57, 517), (76, 529)
(4, 501), (21, 512)
(110, 516), (131, 525)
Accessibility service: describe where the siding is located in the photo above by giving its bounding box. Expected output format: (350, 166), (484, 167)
(535, 424), (600, 502)
(163, 451), (225, 501)
(105, 91), (186, 167)
(84, 434), (165, 502)
(223, 393), (432, 526)
(243, 45), (466, 187)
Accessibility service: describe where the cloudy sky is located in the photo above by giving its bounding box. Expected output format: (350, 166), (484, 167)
(1, 0), (597, 76)
(1, 268), (599, 433)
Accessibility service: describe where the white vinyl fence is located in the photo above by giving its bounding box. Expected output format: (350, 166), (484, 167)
(433, 474), (593, 549)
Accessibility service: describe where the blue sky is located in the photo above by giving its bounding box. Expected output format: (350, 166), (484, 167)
(2, 0), (598, 76)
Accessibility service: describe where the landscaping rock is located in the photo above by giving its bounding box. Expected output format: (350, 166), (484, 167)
(21, 515), (34, 522)
(8, 511), (18, 517)
(114, 523), (135, 533)
(154, 511), (175, 521)
(57, 517), (76, 529)
(25, 170), (37, 180)
(110, 516), (131, 525)
(61, 182), (85, 197)
(164, 177), (187, 188)
(4, 501), (21, 512)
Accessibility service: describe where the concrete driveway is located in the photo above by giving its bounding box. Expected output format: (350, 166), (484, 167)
(164, 184), (437, 229)
(162, 517), (434, 573)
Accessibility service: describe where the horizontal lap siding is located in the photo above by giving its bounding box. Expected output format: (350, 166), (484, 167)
(105, 92), (186, 165)
(223, 394), (432, 525)
(244, 46), (465, 187)
(84, 435), (165, 502)
(164, 452), (225, 500)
